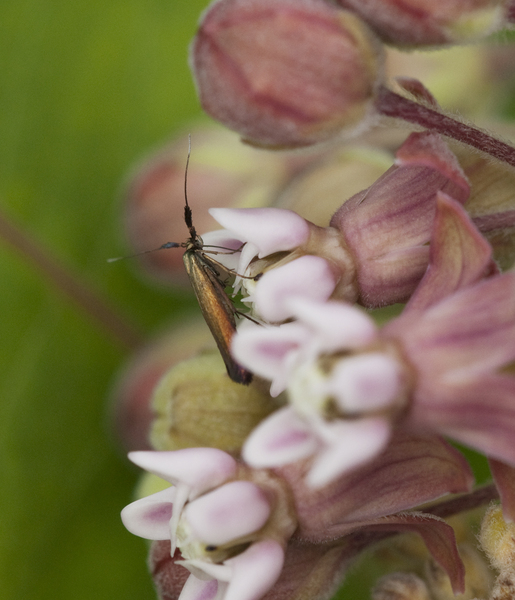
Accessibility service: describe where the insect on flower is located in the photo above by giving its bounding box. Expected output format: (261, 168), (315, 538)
(110, 137), (254, 385)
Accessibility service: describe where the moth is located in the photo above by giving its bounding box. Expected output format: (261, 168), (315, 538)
(112, 139), (253, 385)
(173, 193), (253, 385)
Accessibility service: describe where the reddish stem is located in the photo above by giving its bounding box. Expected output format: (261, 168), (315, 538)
(375, 85), (515, 169)
(0, 206), (143, 351)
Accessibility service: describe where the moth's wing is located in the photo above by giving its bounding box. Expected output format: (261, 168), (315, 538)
(183, 251), (252, 385)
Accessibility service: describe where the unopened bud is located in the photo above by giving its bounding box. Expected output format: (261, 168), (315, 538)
(150, 351), (280, 455)
(191, 0), (384, 148)
(335, 0), (510, 48)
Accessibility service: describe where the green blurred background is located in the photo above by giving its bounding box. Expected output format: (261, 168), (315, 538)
(0, 2), (207, 598)
(0, 2), (510, 600)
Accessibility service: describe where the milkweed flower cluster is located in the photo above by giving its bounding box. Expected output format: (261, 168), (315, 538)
(117, 1), (515, 600)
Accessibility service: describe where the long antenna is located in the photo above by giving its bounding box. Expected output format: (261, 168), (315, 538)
(107, 241), (181, 263)
(184, 134), (195, 237)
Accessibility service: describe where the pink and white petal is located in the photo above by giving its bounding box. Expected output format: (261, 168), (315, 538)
(356, 512), (465, 595)
(489, 458), (515, 523)
(232, 322), (310, 393)
(224, 540), (285, 600)
(179, 560), (232, 583)
(288, 298), (378, 352)
(209, 208), (310, 257)
(306, 418), (391, 488)
(406, 193), (494, 312)
(128, 449), (237, 498)
(200, 229), (244, 272)
(237, 241), (260, 278)
(255, 256), (337, 322)
(121, 487), (176, 540)
(178, 574), (222, 600)
(185, 481), (271, 546)
(328, 353), (402, 413)
(243, 407), (319, 468)
(413, 375), (515, 468)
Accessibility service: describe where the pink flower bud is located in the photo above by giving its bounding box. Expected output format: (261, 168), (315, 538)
(335, 0), (510, 47)
(191, 0), (384, 148)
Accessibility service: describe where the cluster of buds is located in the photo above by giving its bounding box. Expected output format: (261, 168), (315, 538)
(114, 1), (515, 600)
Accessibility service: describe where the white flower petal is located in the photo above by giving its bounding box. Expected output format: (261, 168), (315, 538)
(289, 299), (378, 351)
(178, 574), (221, 600)
(232, 322), (310, 394)
(120, 487), (176, 540)
(224, 540), (285, 600)
(180, 559), (232, 582)
(307, 418), (391, 488)
(243, 407), (318, 468)
(201, 229), (244, 272)
(185, 481), (271, 546)
(255, 256), (337, 322)
(329, 353), (403, 413)
(235, 241), (260, 290)
(209, 208), (310, 257)
(128, 449), (237, 498)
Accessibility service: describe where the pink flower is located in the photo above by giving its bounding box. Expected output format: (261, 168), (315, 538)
(209, 132), (471, 319)
(236, 195), (512, 492)
(121, 448), (296, 600)
(128, 440), (472, 599)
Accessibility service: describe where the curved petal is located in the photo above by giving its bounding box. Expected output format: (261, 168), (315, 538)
(388, 271), (515, 378)
(306, 418), (391, 488)
(355, 512), (465, 595)
(209, 208), (310, 257)
(128, 449), (237, 498)
(328, 354), (402, 413)
(243, 407), (318, 468)
(232, 322), (310, 394)
(489, 458), (515, 523)
(413, 375), (515, 468)
(289, 298), (378, 352)
(281, 432), (473, 542)
(406, 193), (494, 312)
(121, 487), (176, 540)
(179, 559), (232, 583)
(224, 540), (285, 600)
(254, 256), (337, 322)
(201, 229), (245, 272)
(186, 481), (271, 546)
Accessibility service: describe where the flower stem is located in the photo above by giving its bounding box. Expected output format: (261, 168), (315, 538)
(375, 85), (515, 168)
(0, 205), (144, 351)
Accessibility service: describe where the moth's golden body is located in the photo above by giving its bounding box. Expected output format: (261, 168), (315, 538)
(182, 237), (252, 385)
